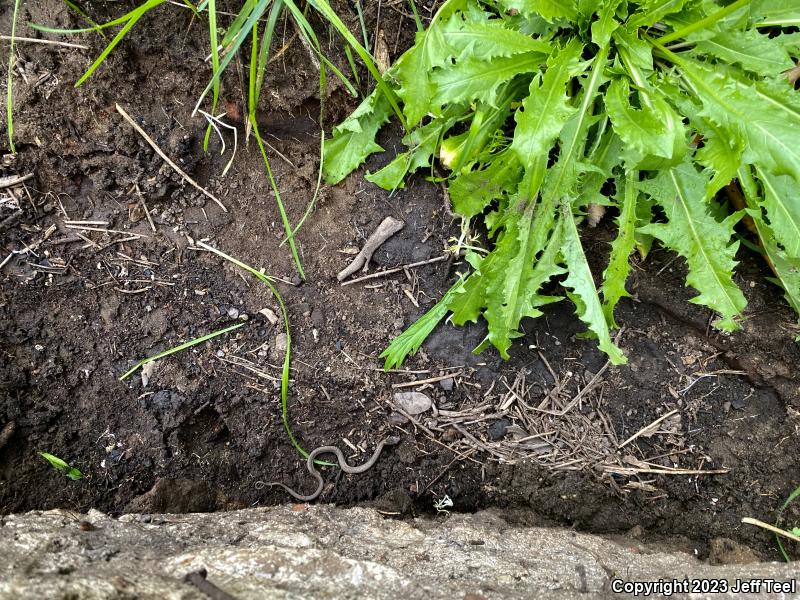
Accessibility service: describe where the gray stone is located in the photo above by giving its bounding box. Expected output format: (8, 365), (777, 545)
(0, 506), (797, 599)
(393, 391), (432, 415)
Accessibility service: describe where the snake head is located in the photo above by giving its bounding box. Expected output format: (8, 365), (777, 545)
(385, 435), (401, 446)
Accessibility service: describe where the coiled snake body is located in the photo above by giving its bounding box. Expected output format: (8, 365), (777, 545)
(267, 435), (401, 502)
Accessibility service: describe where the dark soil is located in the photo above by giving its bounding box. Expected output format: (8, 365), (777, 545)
(2, 0), (799, 562)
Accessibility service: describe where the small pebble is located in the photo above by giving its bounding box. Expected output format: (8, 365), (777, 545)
(259, 308), (279, 324)
(227, 307), (239, 319)
(388, 412), (409, 425)
(393, 391), (432, 415)
(439, 377), (454, 392)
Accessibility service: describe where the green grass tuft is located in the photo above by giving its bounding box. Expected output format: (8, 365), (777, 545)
(29, 0), (397, 278)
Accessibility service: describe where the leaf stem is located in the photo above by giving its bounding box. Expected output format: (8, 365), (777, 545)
(658, 0), (752, 44)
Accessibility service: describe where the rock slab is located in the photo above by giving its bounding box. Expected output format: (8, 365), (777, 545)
(0, 505), (798, 599)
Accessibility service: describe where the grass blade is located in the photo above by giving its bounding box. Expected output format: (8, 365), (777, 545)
(254, 0), (284, 106)
(777, 484), (800, 561)
(62, 0), (106, 36)
(75, 0), (166, 87)
(202, 0), (220, 151)
(246, 23), (306, 278)
(119, 322), (244, 380)
(197, 241), (326, 463)
(306, 0), (406, 128)
(28, 8), (144, 35)
(280, 0), (357, 96)
(6, 0), (20, 153)
(192, 0), (270, 116)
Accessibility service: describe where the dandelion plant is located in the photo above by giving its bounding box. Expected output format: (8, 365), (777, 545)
(324, 0), (800, 367)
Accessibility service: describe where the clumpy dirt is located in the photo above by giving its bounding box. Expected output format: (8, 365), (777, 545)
(1, 0), (799, 562)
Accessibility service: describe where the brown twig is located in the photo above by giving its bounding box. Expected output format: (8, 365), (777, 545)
(617, 409), (679, 449)
(115, 104), (227, 213)
(340, 255), (446, 286)
(337, 216), (404, 281)
(392, 370), (462, 389)
(741, 517), (800, 543)
(0, 35), (88, 50)
(0, 173), (33, 188)
(0, 421), (16, 452)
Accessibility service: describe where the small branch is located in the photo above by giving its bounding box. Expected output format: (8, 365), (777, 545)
(115, 104), (227, 213)
(741, 517), (800, 544)
(602, 466), (729, 476)
(337, 216), (404, 281)
(392, 370), (463, 389)
(0, 173), (33, 188)
(0, 35), (88, 50)
(618, 409), (679, 450)
(340, 255), (446, 286)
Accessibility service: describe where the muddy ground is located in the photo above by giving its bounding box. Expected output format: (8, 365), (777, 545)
(1, 0), (799, 562)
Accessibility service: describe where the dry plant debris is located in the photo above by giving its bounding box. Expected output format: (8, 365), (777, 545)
(387, 341), (728, 496)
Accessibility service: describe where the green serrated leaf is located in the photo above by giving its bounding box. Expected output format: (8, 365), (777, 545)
(448, 253), (490, 325)
(441, 12), (553, 61)
(510, 39), (585, 185)
(751, 0), (800, 27)
(591, 0), (622, 47)
(380, 280), (464, 369)
(739, 167), (800, 322)
(601, 173), (638, 328)
(614, 26), (655, 73)
(635, 194), (656, 258)
(432, 51), (547, 108)
(393, 0), (467, 126)
(606, 77), (685, 168)
(479, 197), (565, 358)
(560, 201), (626, 364)
(541, 44), (611, 204)
(662, 48), (800, 183)
(323, 91), (392, 185)
(695, 29), (794, 76)
(628, 0), (689, 28)
(366, 109), (459, 190)
(449, 154), (522, 218)
(696, 122), (745, 199)
(755, 168), (800, 257)
(751, 211), (800, 317)
(496, 0), (578, 22)
(638, 161), (746, 330)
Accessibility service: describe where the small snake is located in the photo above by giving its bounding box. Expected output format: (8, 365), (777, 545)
(264, 435), (401, 502)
